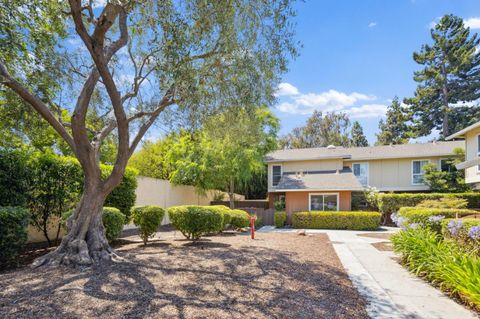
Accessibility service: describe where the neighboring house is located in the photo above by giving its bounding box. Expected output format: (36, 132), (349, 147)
(447, 121), (480, 188)
(265, 141), (464, 214)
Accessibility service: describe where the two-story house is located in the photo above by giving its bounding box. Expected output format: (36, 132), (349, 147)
(447, 121), (480, 188)
(265, 141), (464, 214)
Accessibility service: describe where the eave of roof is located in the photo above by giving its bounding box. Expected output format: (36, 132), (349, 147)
(456, 158), (480, 170)
(446, 121), (480, 140)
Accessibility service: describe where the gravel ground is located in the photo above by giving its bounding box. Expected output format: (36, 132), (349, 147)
(0, 231), (368, 319)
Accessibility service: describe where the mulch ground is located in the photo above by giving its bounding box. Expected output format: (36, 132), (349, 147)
(0, 231), (368, 319)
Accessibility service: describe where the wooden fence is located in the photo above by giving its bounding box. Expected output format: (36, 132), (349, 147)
(210, 200), (269, 209)
(238, 207), (275, 226)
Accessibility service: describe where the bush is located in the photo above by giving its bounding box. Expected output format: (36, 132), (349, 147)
(292, 211), (381, 230)
(168, 205), (224, 240)
(131, 205), (165, 245)
(0, 150), (31, 207)
(103, 166), (138, 222)
(274, 211), (287, 228)
(397, 207), (475, 225)
(230, 209), (250, 229)
(391, 227), (480, 307)
(416, 197), (468, 209)
(62, 207), (125, 243)
(377, 193), (480, 214)
(0, 207), (29, 267)
(441, 218), (480, 251)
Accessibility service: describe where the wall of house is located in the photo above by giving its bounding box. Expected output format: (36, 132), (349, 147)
(284, 191), (351, 214)
(464, 127), (480, 184)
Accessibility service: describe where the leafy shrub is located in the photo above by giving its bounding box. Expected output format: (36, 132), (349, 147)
(131, 205), (165, 245)
(274, 211), (287, 228)
(416, 197), (468, 209)
(62, 207), (125, 243)
(397, 207), (475, 225)
(391, 227), (480, 307)
(168, 205), (224, 240)
(441, 218), (480, 254)
(229, 209), (250, 229)
(377, 193), (480, 214)
(103, 166), (138, 221)
(0, 207), (29, 267)
(292, 211), (381, 230)
(0, 150), (31, 207)
(208, 205), (232, 230)
(274, 200), (285, 211)
(254, 216), (263, 228)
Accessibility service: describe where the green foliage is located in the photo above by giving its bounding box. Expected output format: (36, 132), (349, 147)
(131, 206), (165, 245)
(292, 211), (382, 230)
(279, 111), (351, 149)
(416, 197), (468, 209)
(255, 216), (263, 228)
(209, 205), (232, 230)
(404, 15), (480, 138)
(0, 149), (31, 206)
(274, 211), (287, 228)
(102, 165), (138, 221)
(274, 200), (286, 211)
(168, 205), (224, 240)
(62, 207), (125, 243)
(0, 207), (29, 267)
(441, 218), (480, 244)
(398, 207), (475, 224)
(375, 97), (410, 145)
(422, 149), (470, 193)
(230, 209), (251, 229)
(391, 227), (480, 306)
(377, 193), (480, 213)
(350, 121), (369, 147)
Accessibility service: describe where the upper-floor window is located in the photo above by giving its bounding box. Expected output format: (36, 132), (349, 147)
(272, 165), (282, 186)
(412, 160), (429, 185)
(353, 163), (369, 186)
(440, 159), (455, 172)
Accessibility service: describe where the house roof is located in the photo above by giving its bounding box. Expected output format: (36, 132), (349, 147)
(446, 121), (480, 140)
(274, 169), (364, 191)
(265, 141), (464, 163)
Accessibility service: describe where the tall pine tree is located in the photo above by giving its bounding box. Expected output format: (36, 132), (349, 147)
(405, 15), (480, 138)
(376, 97), (410, 145)
(350, 121), (369, 147)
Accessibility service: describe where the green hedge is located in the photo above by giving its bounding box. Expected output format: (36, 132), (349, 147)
(103, 166), (138, 221)
(397, 207), (476, 224)
(391, 227), (480, 307)
(274, 211), (287, 228)
(292, 211), (382, 230)
(168, 205), (224, 240)
(132, 205), (165, 245)
(208, 205), (232, 229)
(378, 193), (480, 213)
(0, 207), (30, 267)
(229, 209), (250, 229)
(62, 207), (125, 243)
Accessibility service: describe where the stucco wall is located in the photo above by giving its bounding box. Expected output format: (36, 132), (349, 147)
(464, 127), (480, 184)
(284, 191), (351, 214)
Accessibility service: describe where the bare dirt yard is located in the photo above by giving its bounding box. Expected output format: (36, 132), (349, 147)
(0, 231), (368, 319)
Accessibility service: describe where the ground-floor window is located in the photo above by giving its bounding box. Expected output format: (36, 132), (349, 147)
(309, 193), (339, 211)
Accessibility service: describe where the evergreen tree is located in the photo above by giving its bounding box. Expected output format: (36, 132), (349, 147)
(405, 14), (480, 138)
(350, 121), (369, 147)
(375, 97), (410, 145)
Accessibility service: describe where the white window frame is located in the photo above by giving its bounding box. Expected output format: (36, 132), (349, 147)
(411, 159), (429, 186)
(439, 158), (454, 173)
(271, 164), (283, 187)
(352, 162), (369, 186)
(308, 193), (339, 212)
(477, 134), (480, 172)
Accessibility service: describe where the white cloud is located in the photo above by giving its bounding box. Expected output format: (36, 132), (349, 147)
(428, 17), (441, 29)
(368, 22), (377, 28)
(349, 104), (388, 118)
(465, 17), (480, 29)
(275, 82), (300, 96)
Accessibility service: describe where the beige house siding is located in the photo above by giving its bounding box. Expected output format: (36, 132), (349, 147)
(285, 191), (351, 214)
(464, 127), (480, 184)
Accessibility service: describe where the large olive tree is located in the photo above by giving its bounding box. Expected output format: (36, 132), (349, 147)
(0, 0), (297, 267)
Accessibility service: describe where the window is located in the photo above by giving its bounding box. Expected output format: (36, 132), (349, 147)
(309, 193), (339, 211)
(412, 160), (429, 185)
(477, 135), (480, 171)
(440, 159), (455, 172)
(353, 163), (369, 186)
(272, 165), (282, 187)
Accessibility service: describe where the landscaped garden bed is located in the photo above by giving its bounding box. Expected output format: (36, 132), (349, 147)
(0, 231), (368, 319)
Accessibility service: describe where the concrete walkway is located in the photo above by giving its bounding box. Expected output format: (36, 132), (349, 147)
(257, 226), (478, 319)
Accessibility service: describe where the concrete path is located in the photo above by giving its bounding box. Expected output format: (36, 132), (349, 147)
(257, 226), (478, 319)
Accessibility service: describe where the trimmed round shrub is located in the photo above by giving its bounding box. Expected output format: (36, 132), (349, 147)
(168, 205), (223, 240)
(0, 207), (29, 267)
(230, 209), (250, 229)
(62, 207), (125, 243)
(209, 205), (232, 229)
(292, 211), (381, 230)
(274, 211), (287, 228)
(131, 205), (165, 245)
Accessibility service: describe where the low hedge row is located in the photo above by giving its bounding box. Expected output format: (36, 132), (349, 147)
(0, 207), (29, 267)
(132, 205), (165, 245)
(274, 211), (287, 228)
(292, 211), (382, 230)
(397, 207), (476, 224)
(378, 193), (480, 213)
(229, 209), (250, 229)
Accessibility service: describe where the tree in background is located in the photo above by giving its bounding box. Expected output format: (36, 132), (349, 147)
(405, 15), (480, 138)
(376, 97), (410, 145)
(279, 111), (351, 149)
(350, 121), (369, 147)
(0, 0), (297, 267)
(423, 148), (470, 192)
(169, 108), (279, 208)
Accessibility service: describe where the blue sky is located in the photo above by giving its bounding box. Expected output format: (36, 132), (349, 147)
(274, 0), (480, 144)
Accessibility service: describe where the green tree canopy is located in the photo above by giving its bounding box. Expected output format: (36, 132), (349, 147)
(350, 121), (369, 147)
(376, 97), (410, 145)
(423, 148), (470, 192)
